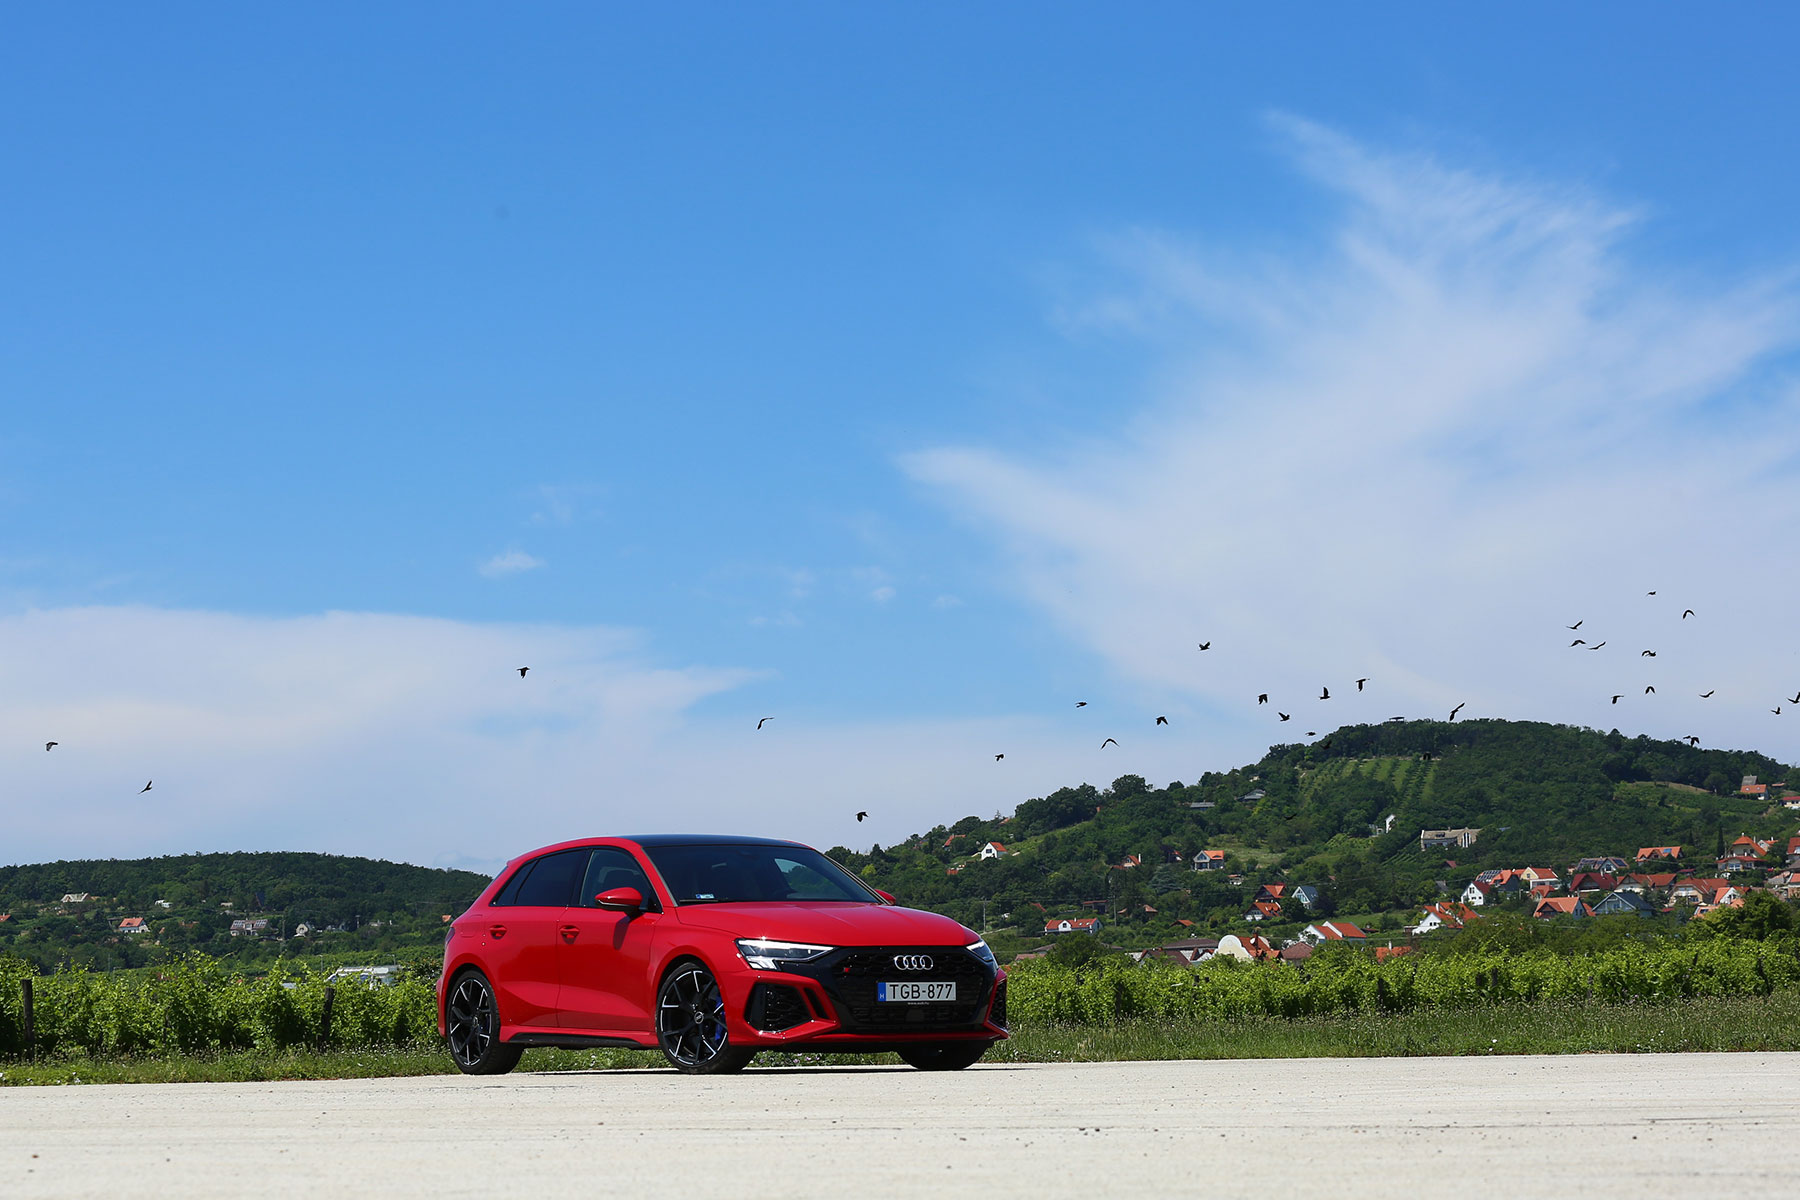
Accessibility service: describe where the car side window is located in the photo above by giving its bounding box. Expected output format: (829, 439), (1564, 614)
(511, 849), (588, 908)
(489, 860), (536, 907)
(579, 847), (660, 911)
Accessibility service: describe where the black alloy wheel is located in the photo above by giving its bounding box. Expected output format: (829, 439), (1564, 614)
(897, 1041), (991, 1071)
(446, 970), (523, 1076)
(657, 961), (755, 1074)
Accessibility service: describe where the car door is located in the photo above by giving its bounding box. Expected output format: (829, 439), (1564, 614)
(556, 845), (663, 1033)
(482, 848), (588, 1029)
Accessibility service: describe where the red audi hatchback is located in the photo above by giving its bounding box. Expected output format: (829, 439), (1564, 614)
(437, 835), (1007, 1075)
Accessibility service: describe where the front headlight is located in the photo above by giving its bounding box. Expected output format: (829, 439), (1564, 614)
(737, 939), (833, 970)
(966, 938), (998, 969)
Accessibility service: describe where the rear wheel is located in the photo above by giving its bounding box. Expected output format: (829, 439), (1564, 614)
(657, 961), (755, 1075)
(446, 970), (523, 1076)
(897, 1042), (990, 1071)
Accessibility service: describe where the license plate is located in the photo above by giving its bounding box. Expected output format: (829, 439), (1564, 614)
(877, 981), (955, 1003)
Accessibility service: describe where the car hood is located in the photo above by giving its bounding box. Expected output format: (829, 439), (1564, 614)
(672, 901), (976, 946)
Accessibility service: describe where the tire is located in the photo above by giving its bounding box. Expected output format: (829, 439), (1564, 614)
(897, 1041), (990, 1071)
(656, 960), (755, 1075)
(446, 970), (523, 1076)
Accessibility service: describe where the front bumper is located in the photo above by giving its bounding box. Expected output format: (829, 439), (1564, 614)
(730, 945), (1008, 1047)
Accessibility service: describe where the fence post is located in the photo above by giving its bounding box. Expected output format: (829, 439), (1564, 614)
(319, 985), (335, 1051)
(22, 978), (35, 1060)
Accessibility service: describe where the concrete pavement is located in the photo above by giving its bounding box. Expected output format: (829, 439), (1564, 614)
(5, 1054), (1799, 1197)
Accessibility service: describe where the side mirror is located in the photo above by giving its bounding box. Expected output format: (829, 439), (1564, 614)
(874, 889), (896, 905)
(594, 887), (644, 913)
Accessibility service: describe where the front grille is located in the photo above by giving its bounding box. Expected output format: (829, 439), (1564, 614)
(784, 947), (995, 1033)
(746, 983), (812, 1032)
(990, 979), (1007, 1030)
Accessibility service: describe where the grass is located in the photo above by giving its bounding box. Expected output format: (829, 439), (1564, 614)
(6, 994), (1800, 1084)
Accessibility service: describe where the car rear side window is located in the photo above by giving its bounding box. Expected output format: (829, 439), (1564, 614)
(506, 849), (588, 908)
(489, 860), (536, 907)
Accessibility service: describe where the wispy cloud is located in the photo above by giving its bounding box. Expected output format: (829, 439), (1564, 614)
(907, 118), (1800, 759)
(478, 550), (545, 579)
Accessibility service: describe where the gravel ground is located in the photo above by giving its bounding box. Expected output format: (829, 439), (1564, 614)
(5, 1054), (1798, 1198)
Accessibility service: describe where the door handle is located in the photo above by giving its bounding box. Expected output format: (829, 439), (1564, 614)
(488, 924), (507, 939)
(559, 925), (580, 942)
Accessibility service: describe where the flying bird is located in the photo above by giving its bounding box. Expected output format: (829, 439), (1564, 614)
(1700, 691), (1715, 698)
(1588, 642), (1605, 650)
(1257, 694), (1269, 705)
(994, 754), (1004, 761)
(45, 741), (57, 751)
(139, 781), (152, 794)
(1789, 693), (1800, 705)
(1355, 678), (1368, 691)
(1277, 713), (1291, 722)
(1567, 621), (1582, 630)
(1197, 642), (1211, 651)
(1647, 591), (1656, 595)
(1076, 701), (1088, 708)
(1449, 703), (1465, 721)
(855, 811), (868, 822)
(1570, 639), (1586, 647)
(1775, 707), (1784, 716)
(1155, 716), (1168, 726)
(1686, 736), (1700, 746)
(757, 717), (773, 730)
(1611, 696), (1622, 704)
(1645, 686), (1655, 694)
(1641, 650), (1656, 657)
(1101, 737), (1118, 748)
(1306, 731), (1317, 737)
(517, 667), (529, 677)
(1319, 687), (1330, 700)
(1683, 610), (1695, 619)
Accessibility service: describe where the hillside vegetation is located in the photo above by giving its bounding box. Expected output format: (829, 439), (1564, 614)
(827, 719), (1797, 944)
(0, 852), (492, 972)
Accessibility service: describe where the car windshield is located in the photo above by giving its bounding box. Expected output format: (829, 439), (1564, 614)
(642, 843), (876, 905)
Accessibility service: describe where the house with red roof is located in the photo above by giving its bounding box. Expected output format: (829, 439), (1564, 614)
(1300, 920), (1367, 945)
(1253, 883), (1288, 904)
(1213, 933), (1279, 962)
(1636, 845), (1684, 862)
(1461, 880), (1495, 906)
(1192, 849), (1226, 871)
(1374, 944), (1412, 962)
(117, 916), (148, 935)
(1243, 900), (1283, 922)
(1566, 872), (1619, 894)
(1045, 916), (1102, 935)
(1533, 896), (1590, 919)
(978, 841), (1008, 860)
(1669, 878), (1733, 906)
(1412, 903), (1479, 936)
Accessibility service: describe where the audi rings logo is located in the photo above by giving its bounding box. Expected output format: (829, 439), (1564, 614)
(892, 954), (935, 972)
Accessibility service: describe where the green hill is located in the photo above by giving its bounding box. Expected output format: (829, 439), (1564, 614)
(827, 719), (1798, 945)
(0, 852), (493, 972)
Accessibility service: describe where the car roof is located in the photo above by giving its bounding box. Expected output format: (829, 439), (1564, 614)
(618, 834), (807, 849)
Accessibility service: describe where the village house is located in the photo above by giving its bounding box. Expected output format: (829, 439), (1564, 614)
(1192, 850), (1226, 871)
(1300, 920), (1367, 945)
(1591, 890), (1657, 918)
(117, 916), (148, 935)
(58, 892), (90, 905)
(1419, 827), (1481, 851)
(1521, 867), (1561, 889)
(1115, 854), (1141, 869)
(1243, 900), (1283, 922)
(1569, 856), (1631, 875)
(1252, 883), (1288, 904)
(1635, 845), (1683, 863)
(1412, 903), (1478, 936)
(1044, 916), (1101, 935)
(1566, 872), (1619, 895)
(1213, 933), (1278, 961)
(1670, 878), (1732, 906)
(228, 917), (273, 938)
(1533, 896), (1590, 919)
(1133, 937), (1219, 965)
(1461, 880), (1494, 906)
(977, 841), (1008, 860)
(1716, 852), (1764, 875)
(1617, 872), (1677, 896)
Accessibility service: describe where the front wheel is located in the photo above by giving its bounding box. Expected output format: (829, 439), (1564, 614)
(657, 961), (755, 1075)
(446, 970), (523, 1075)
(898, 1041), (990, 1071)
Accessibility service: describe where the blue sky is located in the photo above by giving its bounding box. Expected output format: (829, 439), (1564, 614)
(6, 7), (1800, 870)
